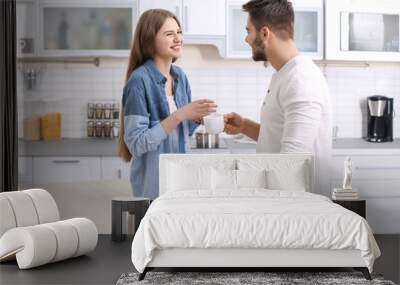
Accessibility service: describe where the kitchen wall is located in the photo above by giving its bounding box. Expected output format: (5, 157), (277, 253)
(18, 45), (400, 139)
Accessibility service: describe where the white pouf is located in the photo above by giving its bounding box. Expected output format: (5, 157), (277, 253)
(0, 189), (98, 269)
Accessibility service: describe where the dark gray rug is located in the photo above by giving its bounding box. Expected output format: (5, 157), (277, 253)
(116, 271), (396, 285)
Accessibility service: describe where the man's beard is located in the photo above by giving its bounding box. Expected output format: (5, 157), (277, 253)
(252, 35), (267, 62)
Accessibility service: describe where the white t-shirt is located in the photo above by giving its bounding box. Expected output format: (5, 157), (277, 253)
(256, 55), (332, 195)
(166, 94), (180, 152)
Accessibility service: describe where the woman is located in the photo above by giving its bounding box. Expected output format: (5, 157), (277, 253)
(118, 9), (216, 200)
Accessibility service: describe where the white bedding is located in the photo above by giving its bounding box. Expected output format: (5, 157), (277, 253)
(131, 190), (380, 273)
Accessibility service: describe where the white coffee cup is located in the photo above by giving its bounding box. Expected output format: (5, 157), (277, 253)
(203, 113), (224, 134)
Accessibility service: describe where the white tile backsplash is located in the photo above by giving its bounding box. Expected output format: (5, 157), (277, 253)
(18, 59), (400, 139)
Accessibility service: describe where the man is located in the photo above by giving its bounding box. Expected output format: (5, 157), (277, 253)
(224, 0), (332, 195)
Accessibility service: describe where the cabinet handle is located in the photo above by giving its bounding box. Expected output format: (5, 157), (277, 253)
(184, 5), (188, 32)
(52, 160), (80, 164)
(175, 6), (180, 20)
(118, 169), (122, 179)
(355, 166), (400, 170)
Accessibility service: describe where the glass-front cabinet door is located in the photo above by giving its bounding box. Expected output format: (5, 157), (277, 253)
(16, 0), (38, 58)
(292, 0), (323, 59)
(226, 0), (323, 59)
(326, 0), (400, 61)
(341, 12), (399, 52)
(226, 1), (249, 58)
(38, 0), (138, 57)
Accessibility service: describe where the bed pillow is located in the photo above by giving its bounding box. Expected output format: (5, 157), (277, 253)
(211, 168), (237, 191)
(166, 162), (212, 192)
(266, 169), (305, 191)
(211, 168), (268, 191)
(236, 169), (268, 189)
(237, 159), (311, 192)
(266, 163), (310, 192)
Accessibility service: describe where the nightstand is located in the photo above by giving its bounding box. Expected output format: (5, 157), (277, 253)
(111, 197), (150, 242)
(332, 199), (366, 219)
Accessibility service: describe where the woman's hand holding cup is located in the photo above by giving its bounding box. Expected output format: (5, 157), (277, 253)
(175, 99), (217, 121)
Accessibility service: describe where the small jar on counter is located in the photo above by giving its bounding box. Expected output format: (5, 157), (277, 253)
(104, 103), (112, 120)
(95, 103), (104, 119)
(87, 103), (95, 119)
(104, 121), (112, 138)
(112, 121), (120, 138)
(87, 121), (95, 137)
(95, 121), (103, 137)
(112, 103), (120, 119)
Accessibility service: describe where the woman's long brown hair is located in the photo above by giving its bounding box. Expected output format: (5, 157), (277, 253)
(118, 9), (181, 162)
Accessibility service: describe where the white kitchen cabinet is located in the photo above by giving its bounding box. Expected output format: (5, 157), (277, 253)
(182, 0), (225, 36)
(18, 156), (33, 189)
(292, 0), (323, 60)
(138, 0), (182, 21)
(16, 0), (38, 57)
(100, 157), (130, 180)
(326, 0), (400, 61)
(138, 0), (226, 55)
(226, 0), (249, 58)
(138, 0), (225, 36)
(226, 0), (323, 59)
(37, 0), (138, 57)
(330, 154), (400, 234)
(33, 157), (101, 185)
(29, 155), (131, 234)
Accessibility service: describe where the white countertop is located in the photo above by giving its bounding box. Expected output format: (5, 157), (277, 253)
(332, 138), (400, 155)
(18, 138), (400, 156)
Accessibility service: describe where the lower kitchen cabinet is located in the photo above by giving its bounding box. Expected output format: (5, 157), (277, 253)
(101, 157), (131, 180)
(330, 154), (400, 234)
(33, 157), (101, 186)
(28, 156), (132, 235)
(31, 156), (131, 187)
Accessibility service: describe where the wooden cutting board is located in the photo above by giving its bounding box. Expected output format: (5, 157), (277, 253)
(40, 112), (62, 140)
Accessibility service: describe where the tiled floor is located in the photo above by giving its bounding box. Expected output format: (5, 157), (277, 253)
(1, 235), (398, 285)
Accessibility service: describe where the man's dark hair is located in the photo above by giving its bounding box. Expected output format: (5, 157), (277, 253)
(242, 0), (294, 40)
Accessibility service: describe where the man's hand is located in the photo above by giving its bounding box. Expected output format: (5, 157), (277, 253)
(224, 112), (245, 135)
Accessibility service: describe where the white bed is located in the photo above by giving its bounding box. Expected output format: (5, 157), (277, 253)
(131, 154), (380, 280)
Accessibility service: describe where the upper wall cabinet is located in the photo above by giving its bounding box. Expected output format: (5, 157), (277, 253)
(181, 0), (225, 36)
(138, 0), (226, 55)
(138, 0), (182, 22)
(326, 0), (400, 62)
(292, 0), (323, 60)
(17, 0), (38, 57)
(225, 0), (248, 58)
(138, 0), (225, 36)
(37, 0), (138, 57)
(226, 0), (324, 59)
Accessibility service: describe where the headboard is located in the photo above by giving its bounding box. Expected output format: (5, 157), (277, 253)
(159, 153), (314, 195)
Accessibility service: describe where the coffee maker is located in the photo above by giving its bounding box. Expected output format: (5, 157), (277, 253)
(366, 95), (393, 142)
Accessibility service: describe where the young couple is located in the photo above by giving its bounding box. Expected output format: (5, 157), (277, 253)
(119, 0), (332, 199)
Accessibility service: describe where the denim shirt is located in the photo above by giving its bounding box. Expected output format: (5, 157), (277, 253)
(122, 59), (199, 199)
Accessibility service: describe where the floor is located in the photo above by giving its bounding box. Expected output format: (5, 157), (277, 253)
(1, 235), (399, 285)
(374, 235), (400, 284)
(0, 235), (133, 285)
